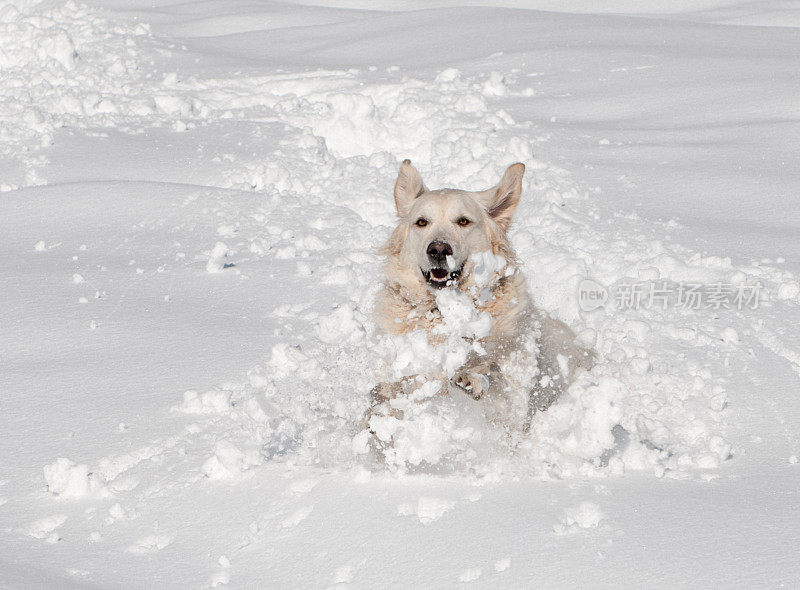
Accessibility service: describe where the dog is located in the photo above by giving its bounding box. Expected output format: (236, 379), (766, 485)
(371, 160), (592, 431)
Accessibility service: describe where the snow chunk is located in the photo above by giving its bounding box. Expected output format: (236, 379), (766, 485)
(436, 288), (492, 338)
(153, 95), (192, 117)
(333, 565), (354, 584)
(210, 571), (230, 587)
(553, 502), (606, 534)
(369, 381), (484, 468)
(268, 343), (321, 380)
(44, 458), (104, 499)
(482, 71), (507, 96)
(202, 441), (262, 480)
(398, 496), (456, 524)
(416, 496), (456, 524)
(777, 280), (799, 300)
(28, 514), (67, 541)
(206, 242), (230, 273)
(459, 568), (482, 582)
(695, 453), (720, 469)
(435, 68), (460, 83)
(40, 30), (76, 70)
(316, 305), (365, 345)
(470, 250), (507, 288)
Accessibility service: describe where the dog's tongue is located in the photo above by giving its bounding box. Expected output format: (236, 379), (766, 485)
(431, 268), (449, 280)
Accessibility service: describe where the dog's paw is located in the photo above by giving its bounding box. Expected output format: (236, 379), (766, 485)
(453, 370), (490, 400)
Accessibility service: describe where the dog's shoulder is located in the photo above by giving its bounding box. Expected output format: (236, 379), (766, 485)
(375, 282), (437, 336)
(477, 270), (532, 340)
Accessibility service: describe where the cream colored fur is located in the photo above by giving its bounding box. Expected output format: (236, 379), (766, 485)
(374, 160), (592, 429)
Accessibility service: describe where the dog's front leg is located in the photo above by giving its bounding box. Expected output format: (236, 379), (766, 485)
(452, 357), (505, 400)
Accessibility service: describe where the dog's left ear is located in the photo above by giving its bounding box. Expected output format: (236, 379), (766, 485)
(394, 159), (426, 217)
(480, 163), (525, 231)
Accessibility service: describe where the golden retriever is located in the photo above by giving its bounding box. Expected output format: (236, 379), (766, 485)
(372, 160), (592, 430)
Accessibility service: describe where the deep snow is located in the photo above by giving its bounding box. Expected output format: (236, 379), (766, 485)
(2, 0), (800, 588)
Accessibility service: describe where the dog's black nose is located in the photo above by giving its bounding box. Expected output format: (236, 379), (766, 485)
(426, 241), (453, 262)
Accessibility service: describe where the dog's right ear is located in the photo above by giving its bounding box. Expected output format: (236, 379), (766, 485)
(476, 162), (525, 231)
(394, 159), (426, 217)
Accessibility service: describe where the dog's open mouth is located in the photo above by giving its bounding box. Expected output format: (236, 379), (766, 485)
(422, 266), (462, 288)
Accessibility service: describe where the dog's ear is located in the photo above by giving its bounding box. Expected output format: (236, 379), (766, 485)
(480, 163), (525, 231)
(394, 159), (426, 217)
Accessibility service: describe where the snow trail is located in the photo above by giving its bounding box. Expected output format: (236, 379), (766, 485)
(5, 5), (778, 479)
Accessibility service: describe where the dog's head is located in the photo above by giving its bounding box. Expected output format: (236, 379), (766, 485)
(384, 160), (524, 295)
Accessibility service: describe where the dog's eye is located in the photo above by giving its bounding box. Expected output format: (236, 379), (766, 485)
(415, 218), (428, 227)
(456, 217), (471, 227)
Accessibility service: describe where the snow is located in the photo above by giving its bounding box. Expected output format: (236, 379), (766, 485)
(469, 250), (508, 288)
(27, 514), (68, 543)
(43, 458), (105, 500)
(2, 0), (800, 588)
(205, 241), (230, 273)
(553, 501), (607, 534)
